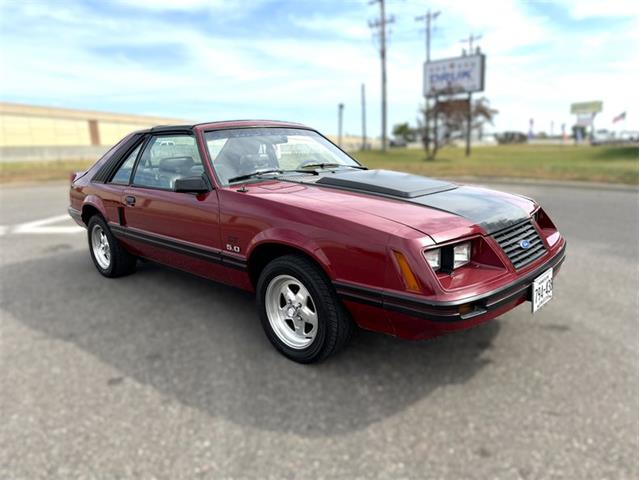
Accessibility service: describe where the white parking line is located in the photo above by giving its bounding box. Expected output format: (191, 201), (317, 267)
(0, 225), (7, 237)
(10, 215), (84, 235)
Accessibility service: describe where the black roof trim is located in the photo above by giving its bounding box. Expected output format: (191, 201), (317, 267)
(148, 124), (195, 133)
(134, 120), (314, 135)
(197, 119), (306, 124)
(194, 120), (311, 131)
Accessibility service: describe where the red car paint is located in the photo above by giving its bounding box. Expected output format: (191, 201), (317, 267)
(69, 121), (565, 340)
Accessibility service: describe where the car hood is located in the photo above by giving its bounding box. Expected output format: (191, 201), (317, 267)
(249, 169), (537, 243)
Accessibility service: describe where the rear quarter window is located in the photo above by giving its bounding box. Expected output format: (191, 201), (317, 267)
(91, 133), (143, 183)
(110, 144), (142, 185)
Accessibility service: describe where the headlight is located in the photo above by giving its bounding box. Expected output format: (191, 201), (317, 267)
(424, 241), (472, 273)
(453, 241), (471, 269)
(423, 248), (441, 271)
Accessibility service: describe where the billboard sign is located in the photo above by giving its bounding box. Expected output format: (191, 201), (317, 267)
(576, 113), (594, 126)
(424, 54), (485, 97)
(570, 101), (602, 114)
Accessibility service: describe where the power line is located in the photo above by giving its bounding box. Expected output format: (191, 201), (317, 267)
(368, 0), (394, 152)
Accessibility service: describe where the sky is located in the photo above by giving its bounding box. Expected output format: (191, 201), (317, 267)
(1, 0), (638, 137)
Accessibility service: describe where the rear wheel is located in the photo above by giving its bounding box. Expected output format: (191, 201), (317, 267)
(87, 215), (136, 277)
(257, 254), (354, 363)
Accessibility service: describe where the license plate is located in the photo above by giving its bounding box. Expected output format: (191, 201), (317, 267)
(532, 268), (553, 313)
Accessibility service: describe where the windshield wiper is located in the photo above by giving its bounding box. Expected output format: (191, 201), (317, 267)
(228, 163), (366, 183)
(228, 168), (319, 184)
(228, 169), (284, 184)
(297, 163), (367, 170)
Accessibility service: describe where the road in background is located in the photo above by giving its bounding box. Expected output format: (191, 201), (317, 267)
(1, 181), (637, 479)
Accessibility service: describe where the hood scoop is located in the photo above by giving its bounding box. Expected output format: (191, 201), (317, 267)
(316, 169), (456, 198)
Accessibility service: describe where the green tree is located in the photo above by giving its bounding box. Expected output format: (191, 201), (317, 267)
(419, 95), (498, 160)
(392, 122), (414, 142)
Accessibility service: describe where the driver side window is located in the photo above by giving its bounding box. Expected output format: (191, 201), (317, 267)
(132, 135), (204, 190)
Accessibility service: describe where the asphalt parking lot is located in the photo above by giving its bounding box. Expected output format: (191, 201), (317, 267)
(1, 180), (637, 479)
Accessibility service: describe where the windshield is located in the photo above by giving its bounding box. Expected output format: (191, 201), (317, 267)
(204, 127), (361, 185)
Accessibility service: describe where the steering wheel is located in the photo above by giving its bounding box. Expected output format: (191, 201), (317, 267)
(240, 153), (278, 172)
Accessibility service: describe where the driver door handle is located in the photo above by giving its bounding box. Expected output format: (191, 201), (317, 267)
(125, 195), (136, 206)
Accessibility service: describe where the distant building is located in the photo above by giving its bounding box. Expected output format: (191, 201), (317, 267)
(0, 102), (188, 161)
(0, 102), (376, 162)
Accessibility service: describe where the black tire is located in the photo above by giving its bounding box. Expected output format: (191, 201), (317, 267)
(87, 215), (136, 278)
(256, 254), (354, 363)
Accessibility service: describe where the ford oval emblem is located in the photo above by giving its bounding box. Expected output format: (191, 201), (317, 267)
(519, 239), (531, 249)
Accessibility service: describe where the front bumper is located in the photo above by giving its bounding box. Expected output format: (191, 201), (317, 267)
(335, 242), (566, 338)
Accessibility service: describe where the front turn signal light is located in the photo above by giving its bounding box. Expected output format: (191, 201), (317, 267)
(393, 251), (421, 293)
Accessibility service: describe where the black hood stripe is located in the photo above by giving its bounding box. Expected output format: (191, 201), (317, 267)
(409, 186), (530, 234)
(294, 169), (530, 234)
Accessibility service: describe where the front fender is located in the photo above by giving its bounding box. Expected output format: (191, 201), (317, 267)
(246, 227), (335, 279)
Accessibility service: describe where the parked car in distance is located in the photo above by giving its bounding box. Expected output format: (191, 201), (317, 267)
(589, 129), (639, 146)
(69, 121), (566, 363)
(590, 129), (615, 146)
(619, 130), (639, 143)
(389, 137), (408, 148)
(495, 131), (528, 144)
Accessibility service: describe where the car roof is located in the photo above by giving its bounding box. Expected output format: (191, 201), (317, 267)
(135, 120), (313, 135)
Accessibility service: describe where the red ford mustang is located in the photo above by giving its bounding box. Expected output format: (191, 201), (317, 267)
(69, 121), (566, 363)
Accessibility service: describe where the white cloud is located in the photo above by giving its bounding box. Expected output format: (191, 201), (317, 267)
(559, 0), (639, 19)
(112, 0), (257, 12)
(0, 0), (638, 136)
(378, 0), (640, 133)
(289, 14), (370, 40)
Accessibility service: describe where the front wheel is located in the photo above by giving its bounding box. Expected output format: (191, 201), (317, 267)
(87, 215), (136, 278)
(256, 254), (354, 363)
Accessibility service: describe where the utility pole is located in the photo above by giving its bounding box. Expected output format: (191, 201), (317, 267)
(460, 33), (482, 55)
(338, 103), (344, 147)
(416, 9), (440, 62)
(369, 0), (394, 152)
(361, 83), (367, 150)
(416, 9), (440, 159)
(465, 91), (472, 156)
(460, 33), (481, 157)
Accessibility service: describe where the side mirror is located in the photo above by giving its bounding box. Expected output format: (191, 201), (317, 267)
(174, 176), (210, 193)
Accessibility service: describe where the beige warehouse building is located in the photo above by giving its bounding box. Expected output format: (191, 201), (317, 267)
(0, 101), (373, 162)
(0, 102), (189, 162)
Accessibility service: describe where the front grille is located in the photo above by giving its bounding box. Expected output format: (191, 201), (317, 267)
(492, 219), (546, 270)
